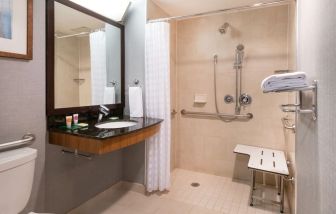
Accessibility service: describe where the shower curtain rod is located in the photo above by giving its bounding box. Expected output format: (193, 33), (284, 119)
(147, 0), (293, 23)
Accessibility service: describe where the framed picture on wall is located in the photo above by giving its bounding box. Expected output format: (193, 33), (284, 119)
(0, 0), (33, 60)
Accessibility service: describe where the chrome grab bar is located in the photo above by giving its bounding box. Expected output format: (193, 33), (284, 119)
(181, 109), (253, 120)
(0, 133), (35, 152)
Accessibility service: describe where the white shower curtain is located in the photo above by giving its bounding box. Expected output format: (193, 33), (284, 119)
(145, 22), (171, 192)
(90, 31), (107, 105)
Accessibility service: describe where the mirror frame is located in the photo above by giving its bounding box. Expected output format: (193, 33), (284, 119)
(46, 0), (125, 116)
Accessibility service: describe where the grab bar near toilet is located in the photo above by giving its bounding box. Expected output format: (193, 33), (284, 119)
(0, 133), (35, 152)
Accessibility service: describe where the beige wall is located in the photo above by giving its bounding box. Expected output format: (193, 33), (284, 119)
(55, 36), (92, 108)
(55, 37), (80, 108)
(175, 5), (292, 180)
(78, 36), (92, 106)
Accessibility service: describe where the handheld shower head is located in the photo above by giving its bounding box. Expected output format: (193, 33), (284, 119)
(234, 44), (244, 68)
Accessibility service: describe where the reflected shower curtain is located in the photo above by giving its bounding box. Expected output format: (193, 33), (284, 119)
(90, 31), (106, 105)
(145, 22), (171, 192)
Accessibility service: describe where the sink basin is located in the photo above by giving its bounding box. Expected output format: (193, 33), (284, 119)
(95, 121), (137, 129)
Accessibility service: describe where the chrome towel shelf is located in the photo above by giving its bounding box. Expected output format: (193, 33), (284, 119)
(181, 109), (253, 121)
(264, 80), (318, 120)
(0, 133), (35, 152)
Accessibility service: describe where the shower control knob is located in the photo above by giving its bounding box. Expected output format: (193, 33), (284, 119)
(239, 93), (252, 105)
(224, 95), (234, 104)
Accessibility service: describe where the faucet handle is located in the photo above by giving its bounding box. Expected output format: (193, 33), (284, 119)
(99, 105), (110, 116)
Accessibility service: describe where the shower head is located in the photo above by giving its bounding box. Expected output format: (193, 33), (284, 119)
(219, 22), (230, 34)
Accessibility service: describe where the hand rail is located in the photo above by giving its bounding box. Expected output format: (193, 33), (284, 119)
(181, 109), (253, 120)
(0, 133), (35, 152)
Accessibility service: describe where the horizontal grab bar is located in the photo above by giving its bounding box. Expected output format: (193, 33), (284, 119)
(181, 109), (253, 120)
(0, 133), (35, 152)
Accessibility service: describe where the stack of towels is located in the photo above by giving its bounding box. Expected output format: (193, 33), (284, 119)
(261, 71), (308, 92)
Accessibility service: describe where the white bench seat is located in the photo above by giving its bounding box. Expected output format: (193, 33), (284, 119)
(234, 144), (289, 213)
(234, 144), (289, 176)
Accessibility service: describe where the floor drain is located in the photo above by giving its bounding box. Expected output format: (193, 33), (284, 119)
(191, 182), (200, 187)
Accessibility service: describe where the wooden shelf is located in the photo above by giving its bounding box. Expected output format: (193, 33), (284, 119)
(49, 123), (160, 155)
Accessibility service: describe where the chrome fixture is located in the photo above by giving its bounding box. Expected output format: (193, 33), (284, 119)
(62, 149), (92, 160)
(233, 44), (245, 114)
(281, 117), (295, 133)
(234, 44), (244, 69)
(148, 0), (291, 23)
(267, 80), (318, 120)
(239, 93), (252, 106)
(219, 22), (230, 34)
(98, 105), (110, 122)
(181, 109), (253, 121)
(213, 53), (252, 122)
(224, 95), (234, 104)
(0, 133), (35, 152)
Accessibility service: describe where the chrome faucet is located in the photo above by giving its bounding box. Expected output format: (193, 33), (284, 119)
(98, 105), (110, 123)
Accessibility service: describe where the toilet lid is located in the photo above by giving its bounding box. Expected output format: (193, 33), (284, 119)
(0, 148), (37, 172)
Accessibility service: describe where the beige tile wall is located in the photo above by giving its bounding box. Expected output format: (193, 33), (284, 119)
(78, 36), (92, 106)
(55, 37), (80, 108)
(175, 5), (292, 180)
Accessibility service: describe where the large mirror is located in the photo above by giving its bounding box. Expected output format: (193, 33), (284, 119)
(47, 0), (125, 115)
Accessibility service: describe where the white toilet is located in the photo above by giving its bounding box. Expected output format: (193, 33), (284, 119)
(0, 147), (37, 214)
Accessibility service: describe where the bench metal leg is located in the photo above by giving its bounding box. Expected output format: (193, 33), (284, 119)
(278, 175), (281, 195)
(249, 170), (256, 206)
(280, 176), (284, 213)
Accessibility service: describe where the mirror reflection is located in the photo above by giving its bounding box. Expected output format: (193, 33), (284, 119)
(54, 2), (122, 109)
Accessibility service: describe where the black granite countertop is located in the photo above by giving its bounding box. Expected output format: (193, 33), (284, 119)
(49, 117), (163, 140)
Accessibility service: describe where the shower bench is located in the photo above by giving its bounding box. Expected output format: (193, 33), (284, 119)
(234, 144), (289, 213)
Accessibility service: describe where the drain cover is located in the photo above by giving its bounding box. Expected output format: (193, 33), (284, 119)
(191, 182), (200, 187)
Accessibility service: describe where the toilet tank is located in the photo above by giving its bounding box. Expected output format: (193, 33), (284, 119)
(0, 147), (37, 214)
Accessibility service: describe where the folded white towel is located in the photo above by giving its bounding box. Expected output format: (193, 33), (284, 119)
(103, 87), (116, 104)
(129, 87), (143, 117)
(261, 71), (308, 92)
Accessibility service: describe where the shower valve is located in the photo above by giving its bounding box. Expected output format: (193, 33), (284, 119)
(239, 93), (252, 106)
(224, 95), (234, 104)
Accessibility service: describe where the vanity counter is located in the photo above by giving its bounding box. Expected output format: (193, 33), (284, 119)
(49, 117), (162, 154)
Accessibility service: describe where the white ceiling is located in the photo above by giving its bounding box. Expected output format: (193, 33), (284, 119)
(151, 0), (285, 17)
(55, 2), (105, 35)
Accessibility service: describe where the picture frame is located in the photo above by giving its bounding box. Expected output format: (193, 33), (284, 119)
(0, 0), (33, 60)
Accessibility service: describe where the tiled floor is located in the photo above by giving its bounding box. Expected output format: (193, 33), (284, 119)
(68, 169), (289, 214)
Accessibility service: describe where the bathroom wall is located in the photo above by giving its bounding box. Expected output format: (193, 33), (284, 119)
(284, 2), (297, 213)
(55, 37), (80, 108)
(0, 1), (46, 213)
(123, 0), (147, 184)
(296, 0), (336, 213)
(175, 5), (291, 180)
(78, 36), (92, 106)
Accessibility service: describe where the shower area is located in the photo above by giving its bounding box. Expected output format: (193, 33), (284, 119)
(148, 0), (297, 213)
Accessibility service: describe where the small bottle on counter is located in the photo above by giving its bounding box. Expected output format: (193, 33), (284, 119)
(73, 114), (79, 125)
(66, 116), (72, 129)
